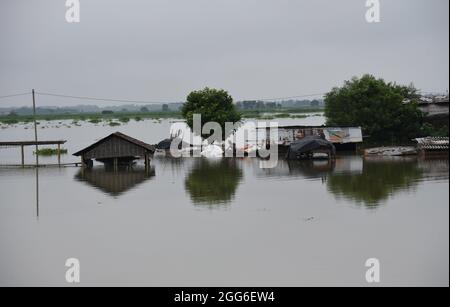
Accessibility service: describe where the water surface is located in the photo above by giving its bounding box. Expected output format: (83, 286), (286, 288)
(0, 119), (448, 286)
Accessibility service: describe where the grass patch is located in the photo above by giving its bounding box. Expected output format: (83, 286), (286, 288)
(260, 116), (275, 120)
(109, 122), (121, 127)
(273, 113), (291, 118)
(34, 148), (68, 156)
(290, 114), (308, 119)
(1, 119), (19, 124)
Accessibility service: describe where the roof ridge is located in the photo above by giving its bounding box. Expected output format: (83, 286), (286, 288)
(73, 132), (154, 156)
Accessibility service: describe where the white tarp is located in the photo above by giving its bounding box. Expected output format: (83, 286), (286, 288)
(201, 145), (223, 158)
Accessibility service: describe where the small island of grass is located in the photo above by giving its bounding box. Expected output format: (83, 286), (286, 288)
(34, 148), (68, 156)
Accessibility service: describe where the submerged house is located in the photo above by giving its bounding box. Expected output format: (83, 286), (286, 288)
(257, 125), (363, 151)
(73, 132), (155, 169)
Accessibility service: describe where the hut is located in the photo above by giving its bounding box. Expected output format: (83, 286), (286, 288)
(73, 132), (155, 169)
(286, 136), (336, 160)
(257, 125), (363, 152)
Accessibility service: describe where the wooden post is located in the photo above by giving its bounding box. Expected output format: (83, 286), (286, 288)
(114, 158), (118, 172)
(21, 145), (24, 167)
(35, 168), (39, 218)
(57, 143), (61, 166)
(32, 89), (39, 167)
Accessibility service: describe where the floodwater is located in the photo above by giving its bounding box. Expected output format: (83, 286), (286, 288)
(0, 117), (448, 286)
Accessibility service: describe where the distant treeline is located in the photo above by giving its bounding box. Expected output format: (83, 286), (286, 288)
(0, 99), (323, 117)
(0, 107), (324, 124)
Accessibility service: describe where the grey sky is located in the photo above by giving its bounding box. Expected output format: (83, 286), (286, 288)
(0, 0), (448, 107)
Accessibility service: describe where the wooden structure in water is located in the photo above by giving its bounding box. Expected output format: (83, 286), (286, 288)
(0, 140), (66, 167)
(73, 132), (155, 170)
(415, 137), (449, 153)
(256, 125), (363, 152)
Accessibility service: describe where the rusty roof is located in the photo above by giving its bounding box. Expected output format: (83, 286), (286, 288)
(73, 132), (155, 156)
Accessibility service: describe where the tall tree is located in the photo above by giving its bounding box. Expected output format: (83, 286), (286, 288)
(325, 75), (423, 142)
(182, 87), (242, 140)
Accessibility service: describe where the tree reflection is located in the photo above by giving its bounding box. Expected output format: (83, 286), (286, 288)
(327, 157), (423, 208)
(184, 158), (243, 207)
(255, 159), (335, 180)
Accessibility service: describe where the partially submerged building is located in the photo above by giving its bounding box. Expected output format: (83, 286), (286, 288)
(257, 125), (363, 151)
(418, 95), (449, 132)
(73, 132), (155, 169)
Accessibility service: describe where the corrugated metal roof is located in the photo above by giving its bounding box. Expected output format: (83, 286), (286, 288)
(73, 132), (155, 156)
(256, 125), (361, 129)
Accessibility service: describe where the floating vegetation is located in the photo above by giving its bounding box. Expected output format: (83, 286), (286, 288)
(119, 117), (130, 123)
(260, 116), (275, 120)
(89, 118), (102, 124)
(109, 122), (121, 127)
(273, 113), (291, 118)
(1, 119), (19, 124)
(34, 148), (68, 156)
(290, 114), (308, 119)
(134, 116), (142, 121)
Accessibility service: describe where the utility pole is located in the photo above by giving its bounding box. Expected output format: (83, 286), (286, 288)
(32, 89), (39, 218)
(32, 89), (39, 167)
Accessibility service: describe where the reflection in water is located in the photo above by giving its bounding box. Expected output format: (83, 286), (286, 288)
(35, 167), (39, 218)
(154, 156), (187, 177)
(73, 155), (448, 208)
(326, 157), (446, 208)
(75, 166), (155, 197)
(256, 159), (336, 180)
(256, 156), (448, 208)
(286, 159), (335, 179)
(184, 158), (243, 207)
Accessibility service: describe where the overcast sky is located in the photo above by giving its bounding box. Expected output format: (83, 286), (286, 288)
(0, 0), (448, 107)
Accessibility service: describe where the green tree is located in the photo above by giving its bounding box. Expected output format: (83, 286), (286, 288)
(324, 75), (423, 142)
(162, 104), (169, 112)
(182, 87), (242, 140)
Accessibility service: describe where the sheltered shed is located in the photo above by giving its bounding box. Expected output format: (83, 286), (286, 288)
(256, 125), (363, 151)
(286, 136), (336, 160)
(73, 132), (155, 169)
